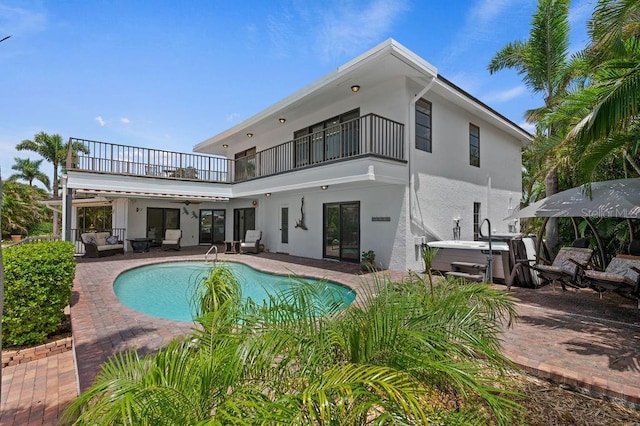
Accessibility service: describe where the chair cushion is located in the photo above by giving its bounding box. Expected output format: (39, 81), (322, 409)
(81, 233), (97, 245)
(244, 230), (262, 243)
(95, 232), (110, 246)
(165, 229), (181, 240)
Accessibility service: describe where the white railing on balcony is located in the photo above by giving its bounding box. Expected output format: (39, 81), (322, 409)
(68, 113), (404, 183)
(235, 114), (404, 182)
(68, 138), (233, 183)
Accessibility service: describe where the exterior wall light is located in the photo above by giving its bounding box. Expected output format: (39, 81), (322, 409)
(278, 118), (286, 124)
(247, 133), (253, 138)
(222, 144), (229, 148)
(321, 185), (329, 190)
(350, 85), (360, 93)
(265, 193), (271, 197)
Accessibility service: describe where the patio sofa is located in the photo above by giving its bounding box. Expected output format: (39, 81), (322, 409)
(81, 231), (124, 258)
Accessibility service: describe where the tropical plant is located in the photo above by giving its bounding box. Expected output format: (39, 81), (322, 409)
(1, 180), (48, 238)
(16, 132), (89, 197)
(420, 244), (439, 297)
(64, 268), (521, 425)
(8, 157), (50, 189)
(571, 0), (640, 144)
(360, 249), (376, 271)
(488, 0), (577, 253)
(545, 0), (640, 182)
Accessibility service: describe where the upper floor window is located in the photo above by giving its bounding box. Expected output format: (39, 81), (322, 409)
(469, 123), (480, 167)
(415, 99), (432, 152)
(473, 202), (481, 241)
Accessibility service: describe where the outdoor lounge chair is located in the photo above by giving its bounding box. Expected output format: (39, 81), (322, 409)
(582, 253), (640, 307)
(507, 245), (594, 291)
(162, 229), (182, 251)
(240, 230), (262, 253)
(534, 246), (594, 290)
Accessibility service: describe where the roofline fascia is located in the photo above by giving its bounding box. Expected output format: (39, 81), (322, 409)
(193, 39), (437, 152)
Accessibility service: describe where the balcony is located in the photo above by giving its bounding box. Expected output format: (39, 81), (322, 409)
(67, 113), (405, 183)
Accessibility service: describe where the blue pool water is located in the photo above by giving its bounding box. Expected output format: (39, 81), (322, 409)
(113, 261), (355, 322)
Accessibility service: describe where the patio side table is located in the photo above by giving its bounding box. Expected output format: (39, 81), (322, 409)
(127, 238), (152, 253)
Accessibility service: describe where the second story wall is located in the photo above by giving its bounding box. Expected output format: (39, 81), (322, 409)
(411, 88), (522, 194)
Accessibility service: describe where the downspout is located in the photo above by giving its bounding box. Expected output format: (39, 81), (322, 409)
(408, 76), (438, 239)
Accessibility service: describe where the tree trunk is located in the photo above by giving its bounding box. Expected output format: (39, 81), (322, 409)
(1, 177), (5, 396)
(545, 164), (559, 256)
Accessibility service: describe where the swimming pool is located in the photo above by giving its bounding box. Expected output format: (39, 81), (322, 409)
(113, 261), (356, 321)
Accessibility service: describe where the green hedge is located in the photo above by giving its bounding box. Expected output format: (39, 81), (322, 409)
(3, 241), (76, 346)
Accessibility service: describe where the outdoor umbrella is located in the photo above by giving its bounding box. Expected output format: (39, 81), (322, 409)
(511, 178), (640, 219)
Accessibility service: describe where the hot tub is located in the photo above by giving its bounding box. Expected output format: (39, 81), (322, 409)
(427, 240), (511, 282)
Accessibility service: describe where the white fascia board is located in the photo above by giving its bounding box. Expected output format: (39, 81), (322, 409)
(66, 171), (233, 198)
(338, 38), (437, 78)
(194, 39), (437, 153)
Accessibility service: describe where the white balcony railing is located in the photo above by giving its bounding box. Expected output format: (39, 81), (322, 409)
(67, 113), (404, 183)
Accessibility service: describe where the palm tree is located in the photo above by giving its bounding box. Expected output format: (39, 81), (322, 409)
(560, 0), (640, 169)
(17, 132), (89, 236)
(16, 133), (66, 197)
(9, 157), (50, 190)
(64, 268), (520, 425)
(488, 0), (575, 253)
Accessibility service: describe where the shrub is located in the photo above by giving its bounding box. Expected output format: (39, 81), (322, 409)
(28, 221), (53, 236)
(3, 240), (76, 346)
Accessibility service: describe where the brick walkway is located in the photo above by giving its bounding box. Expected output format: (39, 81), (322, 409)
(0, 350), (76, 425)
(2, 246), (639, 424)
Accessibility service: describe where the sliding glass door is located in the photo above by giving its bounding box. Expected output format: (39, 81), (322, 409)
(199, 209), (226, 244)
(233, 208), (256, 241)
(147, 208), (180, 246)
(323, 202), (360, 262)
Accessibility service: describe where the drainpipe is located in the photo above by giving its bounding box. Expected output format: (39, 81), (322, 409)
(408, 77), (437, 239)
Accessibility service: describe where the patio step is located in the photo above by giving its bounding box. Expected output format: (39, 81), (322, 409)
(450, 261), (487, 272)
(446, 271), (485, 282)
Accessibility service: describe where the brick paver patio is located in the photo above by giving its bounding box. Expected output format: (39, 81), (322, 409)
(2, 245), (639, 424)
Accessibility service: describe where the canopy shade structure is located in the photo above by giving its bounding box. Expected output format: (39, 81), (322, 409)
(511, 178), (640, 219)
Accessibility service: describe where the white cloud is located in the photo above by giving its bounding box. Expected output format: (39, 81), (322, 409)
(442, 0), (520, 64)
(95, 116), (106, 127)
(483, 85), (526, 103)
(568, 0), (593, 24)
(120, 117), (130, 124)
(316, 0), (410, 60)
(0, 3), (47, 35)
(225, 113), (240, 122)
(265, 0), (410, 61)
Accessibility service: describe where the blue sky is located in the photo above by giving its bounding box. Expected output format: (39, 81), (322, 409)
(0, 0), (593, 188)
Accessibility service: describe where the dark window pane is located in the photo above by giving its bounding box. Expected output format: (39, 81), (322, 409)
(416, 99), (432, 153)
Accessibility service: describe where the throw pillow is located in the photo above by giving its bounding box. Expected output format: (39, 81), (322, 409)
(85, 236), (97, 245)
(106, 235), (119, 245)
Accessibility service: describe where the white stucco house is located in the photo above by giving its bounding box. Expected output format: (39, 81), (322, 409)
(62, 39), (531, 271)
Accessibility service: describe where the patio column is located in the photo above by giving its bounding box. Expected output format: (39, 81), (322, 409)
(62, 179), (72, 242)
